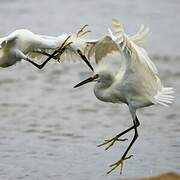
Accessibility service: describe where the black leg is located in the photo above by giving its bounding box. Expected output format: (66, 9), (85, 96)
(25, 57), (53, 69)
(121, 116), (139, 159)
(50, 37), (72, 62)
(33, 50), (57, 59)
(116, 116), (139, 138)
(25, 50), (58, 69)
(98, 116), (140, 150)
(25, 36), (72, 69)
(56, 45), (69, 62)
(45, 35), (71, 61)
(107, 115), (140, 174)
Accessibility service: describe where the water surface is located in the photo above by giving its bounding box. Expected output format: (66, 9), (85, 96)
(0, 1), (179, 180)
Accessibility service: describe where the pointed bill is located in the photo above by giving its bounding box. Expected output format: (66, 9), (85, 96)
(73, 74), (99, 88)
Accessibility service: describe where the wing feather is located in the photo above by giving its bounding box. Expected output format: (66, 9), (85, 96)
(111, 18), (158, 74)
(92, 36), (119, 64)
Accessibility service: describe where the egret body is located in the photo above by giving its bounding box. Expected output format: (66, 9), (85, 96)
(74, 19), (174, 174)
(0, 29), (70, 68)
(0, 25), (95, 70)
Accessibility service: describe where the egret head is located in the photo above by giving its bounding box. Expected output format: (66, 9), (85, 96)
(73, 73), (99, 88)
(74, 65), (114, 88)
(1, 36), (18, 48)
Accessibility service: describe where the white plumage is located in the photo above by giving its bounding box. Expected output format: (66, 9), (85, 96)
(0, 20), (174, 175)
(110, 18), (174, 107)
(0, 29), (69, 68)
(0, 26), (96, 69)
(74, 19), (174, 174)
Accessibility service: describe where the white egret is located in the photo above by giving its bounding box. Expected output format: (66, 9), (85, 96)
(74, 19), (174, 174)
(0, 29), (67, 68)
(0, 25), (94, 70)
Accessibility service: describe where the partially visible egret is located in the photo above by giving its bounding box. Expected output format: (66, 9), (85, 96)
(0, 29), (66, 68)
(74, 19), (174, 174)
(0, 25), (94, 71)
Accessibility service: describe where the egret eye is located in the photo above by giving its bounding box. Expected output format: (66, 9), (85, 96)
(94, 74), (99, 79)
(1, 40), (7, 47)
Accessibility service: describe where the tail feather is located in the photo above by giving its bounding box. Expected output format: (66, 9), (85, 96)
(154, 87), (174, 107)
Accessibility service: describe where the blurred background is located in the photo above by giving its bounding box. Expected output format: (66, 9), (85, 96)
(0, 0), (179, 180)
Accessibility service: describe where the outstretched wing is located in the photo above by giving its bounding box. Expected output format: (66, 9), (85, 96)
(88, 36), (119, 64)
(28, 25), (109, 66)
(27, 25), (99, 64)
(57, 37), (98, 63)
(130, 24), (149, 47)
(111, 18), (158, 74)
(56, 25), (98, 63)
(111, 18), (149, 47)
(87, 20), (150, 65)
(111, 19), (169, 105)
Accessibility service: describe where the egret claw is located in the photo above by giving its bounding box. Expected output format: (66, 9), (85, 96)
(79, 30), (91, 37)
(107, 155), (133, 174)
(56, 41), (72, 62)
(77, 24), (90, 37)
(97, 136), (128, 150)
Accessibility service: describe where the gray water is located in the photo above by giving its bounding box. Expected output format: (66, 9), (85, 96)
(0, 0), (179, 180)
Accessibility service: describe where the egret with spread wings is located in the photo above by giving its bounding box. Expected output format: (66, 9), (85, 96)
(0, 25), (94, 71)
(74, 19), (174, 174)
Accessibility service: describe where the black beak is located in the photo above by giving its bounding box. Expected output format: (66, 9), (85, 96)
(77, 49), (94, 72)
(74, 74), (99, 88)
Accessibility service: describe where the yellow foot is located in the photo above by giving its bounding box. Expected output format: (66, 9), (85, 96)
(55, 35), (72, 62)
(56, 41), (72, 62)
(56, 41), (73, 62)
(107, 155), (133, 174)
(98, 135), (128, 150)
(76, 24), (91, 37)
